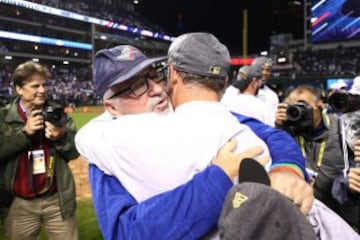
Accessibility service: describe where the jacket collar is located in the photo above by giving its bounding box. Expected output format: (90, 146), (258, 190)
(4, 97), (25, 124)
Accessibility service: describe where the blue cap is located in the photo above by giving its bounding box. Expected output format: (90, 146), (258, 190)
(94, 45), (166, 97)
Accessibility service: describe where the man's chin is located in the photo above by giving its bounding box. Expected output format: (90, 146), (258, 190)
(154, 104), (171, 113)
(33, 99), (46, 106)
(153, 99), (172, 113)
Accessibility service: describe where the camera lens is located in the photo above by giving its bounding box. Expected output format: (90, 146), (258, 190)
(328, 92), (360, 113)
(286, 105), (303, 122)
(42, 105), (66, 127)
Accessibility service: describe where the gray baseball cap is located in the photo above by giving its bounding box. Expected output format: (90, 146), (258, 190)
(251, 56), (273, 71)
(168, 32), (231, 78)
(231, 65), (262, 90)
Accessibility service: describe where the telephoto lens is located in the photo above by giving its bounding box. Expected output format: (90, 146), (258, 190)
(328, 92), (360, 113)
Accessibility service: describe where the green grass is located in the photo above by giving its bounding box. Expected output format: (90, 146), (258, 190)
(69, 106), (103, 129)
(75, 200), (103, 240)
(0, 106), (103, 240)
(70, 112), (100, 130)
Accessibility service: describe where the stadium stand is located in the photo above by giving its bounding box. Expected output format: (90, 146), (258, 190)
(0, 0), (360, 106)
(0, 0), (171, 106)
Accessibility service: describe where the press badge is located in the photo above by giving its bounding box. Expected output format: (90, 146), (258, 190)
(29, 150), (46, 174)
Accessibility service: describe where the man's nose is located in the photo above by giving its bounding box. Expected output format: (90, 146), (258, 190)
(38, 85), (46, 93)
(148, 80), (165, 94)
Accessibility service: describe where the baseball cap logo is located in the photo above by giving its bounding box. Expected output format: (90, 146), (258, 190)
(209, 66), (221, 75)
(232, 192), (248, 208)
(116, 46), (138, 60)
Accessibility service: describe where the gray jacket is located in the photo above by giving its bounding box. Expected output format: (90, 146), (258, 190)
(283, 113), (359, 228)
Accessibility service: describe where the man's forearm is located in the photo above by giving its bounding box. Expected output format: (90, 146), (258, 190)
(89, 164), (232, 239)
(233, 112), (309, 181)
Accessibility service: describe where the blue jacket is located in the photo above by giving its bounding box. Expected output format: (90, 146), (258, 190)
(89, 113), (309, 239)
(332, 158), (359, 206)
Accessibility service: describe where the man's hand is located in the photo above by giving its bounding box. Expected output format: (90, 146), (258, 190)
(348, 168), (360, 193)
(213, 139), (268, 180)
(44, 121), (65, 141)
(275, 103), (288, 126)
(348, 139), (360, 193)
(269, 171), (314, 214)
(24, 108), (44, 135)
(354, 139), (360, 163)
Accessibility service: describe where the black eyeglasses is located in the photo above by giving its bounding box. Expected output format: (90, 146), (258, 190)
(108, 69), (167, 99)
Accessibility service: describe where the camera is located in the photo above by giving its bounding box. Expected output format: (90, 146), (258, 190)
(328, 92), (360, 113)
(42, 105), (67, 127)
(285, 101), (313, 129)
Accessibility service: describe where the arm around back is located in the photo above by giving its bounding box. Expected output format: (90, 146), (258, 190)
(89, 164), (232, 240)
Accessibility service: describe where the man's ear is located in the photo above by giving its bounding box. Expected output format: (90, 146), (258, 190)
(223, 76), (229, 89)
(15, 85), (22, 96)
(104, 100), (121, 116)
(317, 99), (325, 110)
(169, 64), (180, 85)
(248, 78), (258, 90)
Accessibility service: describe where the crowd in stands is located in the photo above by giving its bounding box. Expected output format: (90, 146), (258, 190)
(0, 43), (359, 107)
(293, 45), (360, 77)
(0, 3), (90, 32)
(0, 0), (359, 108)
(0, 41), (90, 60)
(0, 62), (97, 107)
(29, 0), (167, 35)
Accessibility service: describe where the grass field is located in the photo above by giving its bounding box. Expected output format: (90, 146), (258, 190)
(69, 106), (104, 129)
(0, 106), (103, 240)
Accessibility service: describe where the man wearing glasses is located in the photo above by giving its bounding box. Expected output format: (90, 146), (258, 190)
(95, 46), (172, 115)
(76, 42), (318, 239)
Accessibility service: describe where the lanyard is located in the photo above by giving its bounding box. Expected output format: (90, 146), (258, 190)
(34, 155), (56, 195)
(299, 136), (326, 168)
(299, 113), (330, 169)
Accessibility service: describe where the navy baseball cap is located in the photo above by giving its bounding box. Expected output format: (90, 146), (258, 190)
(94, 45), (166, 97)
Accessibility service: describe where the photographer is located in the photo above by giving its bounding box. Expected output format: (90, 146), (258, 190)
(275, 84), (359, 230)
(0, 61), (79, 239)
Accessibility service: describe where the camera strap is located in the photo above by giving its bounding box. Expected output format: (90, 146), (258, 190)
(28, 145), (56, 195)
(36, 155), (55, 195)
